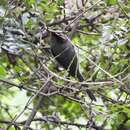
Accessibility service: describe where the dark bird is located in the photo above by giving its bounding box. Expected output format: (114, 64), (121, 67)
(50, 31), (96, 101)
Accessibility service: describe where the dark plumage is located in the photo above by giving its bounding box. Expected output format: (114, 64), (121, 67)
(50, 31), (96, 101)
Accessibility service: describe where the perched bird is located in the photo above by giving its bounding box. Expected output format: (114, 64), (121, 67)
(50, 31), (96, 101)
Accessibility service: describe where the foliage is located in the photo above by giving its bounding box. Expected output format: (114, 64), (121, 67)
(0, 0), (129, 130)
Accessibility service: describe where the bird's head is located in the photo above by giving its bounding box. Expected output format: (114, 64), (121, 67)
(50, 31), (67, 44)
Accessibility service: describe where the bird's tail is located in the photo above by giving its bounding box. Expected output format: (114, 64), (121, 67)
(77, 72), (96, 101)
(85, 88), (96, 101)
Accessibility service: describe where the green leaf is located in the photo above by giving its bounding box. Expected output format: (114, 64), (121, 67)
(125, 120), (130, 128)
(24, 0), (35, 5)
(25, 19), (33, 29)
(0, 65), (6, 78)
(107, 0), (117, 5)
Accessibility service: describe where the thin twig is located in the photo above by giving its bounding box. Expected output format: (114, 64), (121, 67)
(22, 76), (53, 130)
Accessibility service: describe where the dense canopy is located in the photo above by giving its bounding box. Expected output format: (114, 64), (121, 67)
(0, 0), (130, 130)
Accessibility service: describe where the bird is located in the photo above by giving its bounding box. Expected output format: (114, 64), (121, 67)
(50, 31), (96, 101)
